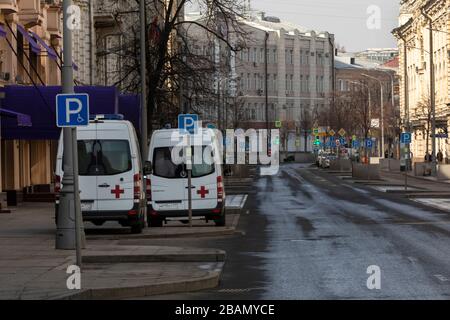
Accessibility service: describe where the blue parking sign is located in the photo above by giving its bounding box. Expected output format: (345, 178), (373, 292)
(56, 93), (89, 127)
(178, 114), (199, 134)
(401, 132), (412, 144)
(365, 139), (373, 149)
(352, 140), (360, 148)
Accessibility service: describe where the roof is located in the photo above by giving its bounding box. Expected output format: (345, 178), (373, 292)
(334, 54), (382, 70)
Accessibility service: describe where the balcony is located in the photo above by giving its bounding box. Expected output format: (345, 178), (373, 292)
(17, 0), (44, 27)
(0, 0), (18, 14)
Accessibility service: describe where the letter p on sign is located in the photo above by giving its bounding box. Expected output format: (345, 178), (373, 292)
(56, 93), (89, 127)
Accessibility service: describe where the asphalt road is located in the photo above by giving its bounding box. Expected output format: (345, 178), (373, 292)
(144, 163), (450, 300)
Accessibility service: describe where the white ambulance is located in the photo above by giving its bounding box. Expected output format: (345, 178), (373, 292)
(146, 128), (226, 227)
(55, 115), (146, 233)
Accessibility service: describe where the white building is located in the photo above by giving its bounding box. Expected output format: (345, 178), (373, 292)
(185, 11), (335, 152)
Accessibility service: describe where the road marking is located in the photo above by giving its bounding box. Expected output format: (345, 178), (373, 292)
(411, 198), (450, 213)
(434, 274), (449, 282)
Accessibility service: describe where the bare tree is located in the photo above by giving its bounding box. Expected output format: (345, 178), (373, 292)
(99, 0), (248, 132)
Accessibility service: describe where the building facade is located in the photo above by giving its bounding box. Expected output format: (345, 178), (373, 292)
(186, 12), (335, 152)
(334, 52), (400, 156)
(393, 0), (450, 163)
(1, 0), (62, 206)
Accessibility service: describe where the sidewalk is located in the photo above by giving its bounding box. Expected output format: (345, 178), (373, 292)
(0, 203), (226, 300)
(380, 170), (450, 194)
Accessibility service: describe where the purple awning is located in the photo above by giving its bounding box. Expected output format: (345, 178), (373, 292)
(0, 24), (6, 38)
(29, 31), (57, 60)
(0, 108), (32, 127)
(16, 24), (41, 54)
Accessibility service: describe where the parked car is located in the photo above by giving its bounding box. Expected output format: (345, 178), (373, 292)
(55, 114), (147, 233)
(146, 128), (226, 227)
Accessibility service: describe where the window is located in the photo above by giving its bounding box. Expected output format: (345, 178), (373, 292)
(253, 48), (257, 62)
(152, 146), (214, 179)
(273, 74), (277, 91)
(273, 49), (278, 63)
(78, 140), (131, 176)
(305, 51), (309, 64)
(306, 75), (310, 92)
(254, 73), (258, 90)
(247, 73), (251, 90)
(300, 50), (304, 65)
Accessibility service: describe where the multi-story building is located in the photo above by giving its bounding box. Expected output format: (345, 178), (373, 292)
(186, 11), (335, 152)
(334, 52), (400, 156)
(393, 0), (449, 163)
(1, 0), (62, 208)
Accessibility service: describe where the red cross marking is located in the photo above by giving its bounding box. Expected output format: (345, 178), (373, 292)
(197, 186), (209, 198)
(111, 185), (124, 199)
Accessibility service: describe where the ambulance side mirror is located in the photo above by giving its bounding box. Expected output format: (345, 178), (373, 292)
(144, 161), (152, 175)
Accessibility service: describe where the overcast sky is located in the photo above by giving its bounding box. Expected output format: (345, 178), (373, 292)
(251, 0), (399, 51)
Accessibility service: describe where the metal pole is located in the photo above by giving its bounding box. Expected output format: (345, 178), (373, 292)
(56, 0), (85, 269)
(186, 138), (192, 227)
(140, 0), (148, 163)
(422, 9), (437, 175)
(381, 82), (385, 158)
(265, 32), (269, 150)
(429, 21), (437, 175)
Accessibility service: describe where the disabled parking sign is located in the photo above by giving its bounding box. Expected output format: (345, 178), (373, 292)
(56, 93), (89, 127)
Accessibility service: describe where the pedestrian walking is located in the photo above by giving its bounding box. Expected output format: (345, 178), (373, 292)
(437, 150), (444, 163)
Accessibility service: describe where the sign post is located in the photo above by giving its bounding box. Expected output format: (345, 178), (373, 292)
(55, 0), (86, 271)
(179, 114), (198, 227)
(401, 132), (412, 192)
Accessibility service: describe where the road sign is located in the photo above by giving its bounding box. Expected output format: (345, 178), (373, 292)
(275, 120), (282, 128)
(178, 114), (199, 134)
(56, 93), (89, 127)
(206, 123), (216, 129)
(352, 140), (360, 148)
(400, 132), (412, 144)
(365, 138), (373, 149)
(371, 118), (380, 128)
(339, 137), (346, 146)
(338, 128), (346, 137)
(352, 135), (357, 140)
(335, 139), (340, 147)
(313, 127), (319, 135)
(328, 129), (336, 136)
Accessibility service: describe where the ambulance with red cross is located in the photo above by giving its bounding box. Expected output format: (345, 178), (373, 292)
(145, 128), (226, 227)
(54, 115), (147, 233)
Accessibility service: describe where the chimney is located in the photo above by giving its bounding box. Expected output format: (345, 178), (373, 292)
(350, 57), (356, 65)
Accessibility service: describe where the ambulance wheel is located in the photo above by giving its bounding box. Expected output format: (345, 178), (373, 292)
(214, 210), (226, 227)
(130, 215), (144, 234)
(130, 222), (143, 234)
(149, 217), (163, 227)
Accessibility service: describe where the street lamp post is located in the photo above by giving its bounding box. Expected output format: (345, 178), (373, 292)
(422, 9), (437, 176)
(362, 73), (385, 158)
(139, 0), (148, 163)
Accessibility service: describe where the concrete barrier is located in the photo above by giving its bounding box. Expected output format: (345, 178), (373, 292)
(330, 159), (352, 171)
(352, 163), (381, 180)
(388, 159), (401, 172)
(295, 152), (315, 163)
(380, 159), (389, 170)
(414, 162), (432, 176)
(437, 164), (450, 180)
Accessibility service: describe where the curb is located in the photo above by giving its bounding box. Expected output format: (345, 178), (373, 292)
(55, 266), (223, 300)
(86, 227), (236, 241)
(82, 251), (226, 263)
